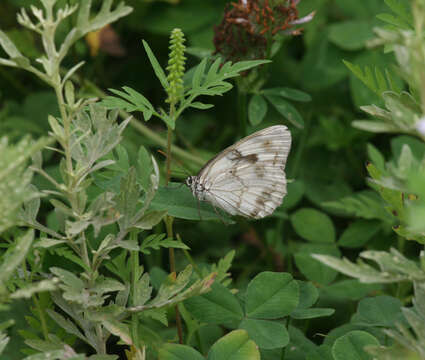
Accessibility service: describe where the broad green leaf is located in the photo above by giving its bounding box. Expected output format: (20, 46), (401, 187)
(184, 282), (244, 325)
(328, 21), (374, 51)
(150, 183), (232, 222)
(248, 94), (267, 126)
(239, 318), (289, 350)
(265, 94), (304, 128)
(338, 220), (381, 248)
(279, 180), (305, 210)
(354, 295), (403, 327)
(332, 331), (379, 360)
(158, 344), (204, 360)
(290, 208), (335, 243)
(294, 244), (340, 285)
(246, 272), (299, 319)
(207, 329), (260, 360)
(293, 281), (318, 310)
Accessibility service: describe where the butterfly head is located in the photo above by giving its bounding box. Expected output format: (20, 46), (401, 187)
(185, 176), (196, 189)
(185, 176), (206, 198)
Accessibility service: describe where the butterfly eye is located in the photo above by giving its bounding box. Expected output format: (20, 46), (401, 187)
(185, 177), (192, 186)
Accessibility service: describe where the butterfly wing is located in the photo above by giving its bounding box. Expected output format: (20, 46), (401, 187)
(198, 125), (291, 219)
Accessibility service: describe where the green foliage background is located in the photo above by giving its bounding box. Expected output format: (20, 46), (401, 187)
(1, 0), (424, 359)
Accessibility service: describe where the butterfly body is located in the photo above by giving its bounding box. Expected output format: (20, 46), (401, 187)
(185, 125), (291, 219)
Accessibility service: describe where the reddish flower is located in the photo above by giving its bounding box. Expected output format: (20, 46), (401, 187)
(214, 0), (313, 63)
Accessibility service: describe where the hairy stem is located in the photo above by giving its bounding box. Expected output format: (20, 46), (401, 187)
(130, 231), (140, 348)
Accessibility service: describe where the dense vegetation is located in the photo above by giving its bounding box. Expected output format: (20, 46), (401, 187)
(1, 0), (425, 359)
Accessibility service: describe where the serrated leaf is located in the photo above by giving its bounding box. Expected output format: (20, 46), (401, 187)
(142, 40), (169, 90)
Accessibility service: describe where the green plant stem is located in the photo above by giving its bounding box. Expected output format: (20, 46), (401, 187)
(130, 231), (140, 349)
(165, 215), (183, 343)
(166, 125), (173, 184)
(164, 101), (184, 344)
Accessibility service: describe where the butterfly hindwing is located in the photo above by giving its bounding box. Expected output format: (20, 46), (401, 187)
(197, 125), (291, 219)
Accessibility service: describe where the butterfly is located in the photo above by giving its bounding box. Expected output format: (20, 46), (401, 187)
(185, 125), (291, 219)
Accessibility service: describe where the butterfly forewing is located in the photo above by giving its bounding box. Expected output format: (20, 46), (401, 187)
(194, 125), (291, 219)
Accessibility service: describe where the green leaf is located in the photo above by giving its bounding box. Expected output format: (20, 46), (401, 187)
(321, 280), (383, 301)
(134, 210), (168, 230)
(137, 146), (153, 192)
(354, 295), (403, 327)
(262, 87), (311, 102)
(293, 281), (318, 310)
(239, 319), (289, 350)
(248, 94), (267, 126)
(328, 21), (374, 51)
(189, 102), (214, 110)
(11, 279), (58, 299)
(338, 220), (381, 248)
(142, 40), (169, 90)
(150, 183), (232, 222)
(265, 94), (304, 128)
(323, 190), (394, 224)
(343, 60), (392, 96)
(207, 329), (260, 360)
(184, 282), (244, 325)
(158, 344), (204, 360)
(279, 180), (305, 210)
(245, 272), (299, 319)
(290, 208), (335, 243)
(352, 120), (399, 133)
(0, 229), (34, 284)
(332, 330), (379, 360)
(140, 233), (189, 255)
(192, 57), (208, 89)
(294, 244), (340, 285)
(367, 143), (386, 172)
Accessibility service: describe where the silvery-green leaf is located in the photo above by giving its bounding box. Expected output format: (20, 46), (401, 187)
(46, 309), (86, 342)
(93, 277), (125, 295)
(10, 278), (59, 299)
(0, 229), (34, 283)
(352, 120), (400, 133)
(102, 319), (132, 345)
(0, 333), (9, 355)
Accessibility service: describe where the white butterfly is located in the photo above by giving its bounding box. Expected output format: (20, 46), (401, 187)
(185, 125), (291, 219)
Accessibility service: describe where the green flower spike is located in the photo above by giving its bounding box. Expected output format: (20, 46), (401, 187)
(166, 28), (186, 104)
